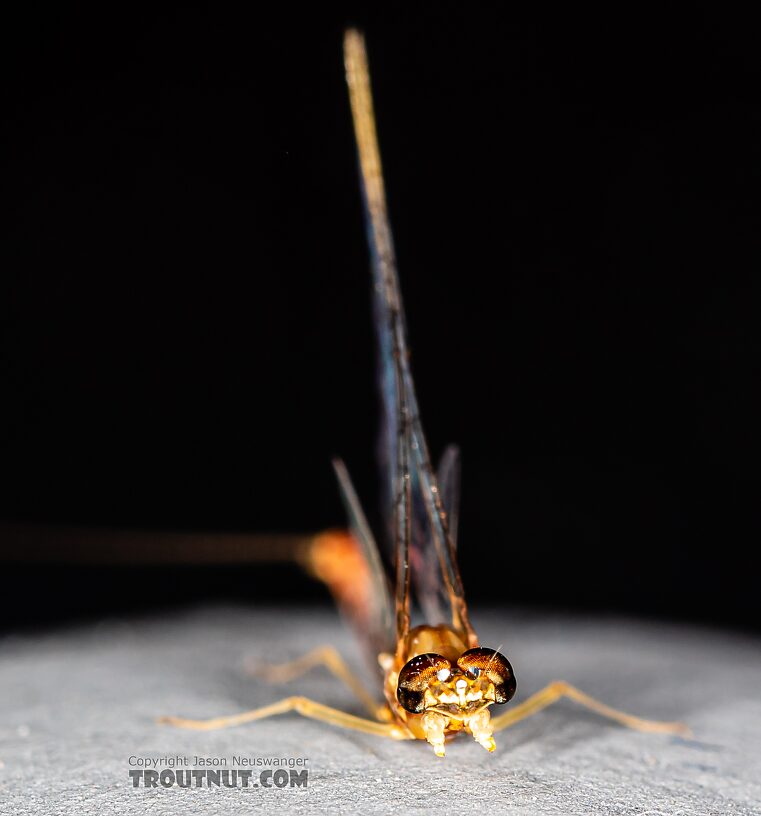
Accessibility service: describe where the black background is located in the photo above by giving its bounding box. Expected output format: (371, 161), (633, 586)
(2, 4), (759, 631)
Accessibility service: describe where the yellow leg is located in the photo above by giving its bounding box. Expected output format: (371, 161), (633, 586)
(491, 680), (692, 737)
(158, 696), (411, 740)
(245, 645), (389, 721)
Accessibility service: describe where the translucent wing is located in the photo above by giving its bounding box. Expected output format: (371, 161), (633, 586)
(437, 444), (462, 551)
(331, 459), (395, 659)
(412, 444), (461, 624)
(343, 31), (476, 650)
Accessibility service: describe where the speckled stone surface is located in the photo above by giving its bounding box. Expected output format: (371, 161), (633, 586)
(1, 605), (760, 815)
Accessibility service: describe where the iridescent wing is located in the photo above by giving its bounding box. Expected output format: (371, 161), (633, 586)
(436, 444), (462, 552)
(343, 31), (476, 652)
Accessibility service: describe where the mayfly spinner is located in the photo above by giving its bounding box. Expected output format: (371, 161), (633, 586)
(160, 30), (690, 756)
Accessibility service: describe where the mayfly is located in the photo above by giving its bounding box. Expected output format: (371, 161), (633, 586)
(161, 29), (690, 755)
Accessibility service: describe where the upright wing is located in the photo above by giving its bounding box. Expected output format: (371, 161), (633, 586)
(412, 444), (462, 624)
(343, 30), (476, 650)
(331, 458), (395, 659)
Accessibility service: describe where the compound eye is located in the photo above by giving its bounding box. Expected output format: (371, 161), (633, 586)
(457, 648), (516, 704)
(396, 653), (452, 714)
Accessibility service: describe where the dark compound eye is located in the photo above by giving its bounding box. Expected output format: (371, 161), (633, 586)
(457, 648), (516, 704)
(396, 653), (453, 714)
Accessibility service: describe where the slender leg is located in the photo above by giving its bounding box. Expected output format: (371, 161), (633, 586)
(245, 645), (390, 721)
(158, 696), (411, 740)
(491, 680), (691, 736)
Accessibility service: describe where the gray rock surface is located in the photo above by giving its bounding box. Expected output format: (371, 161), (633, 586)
(0, 605), (760, 815)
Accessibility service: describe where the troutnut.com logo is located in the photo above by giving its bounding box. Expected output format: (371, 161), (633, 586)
(128, 755), (309, 789)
